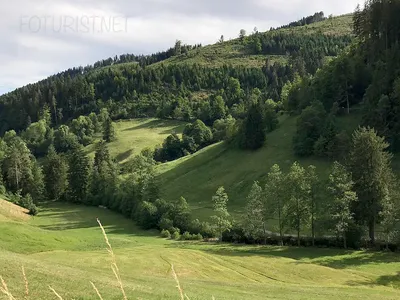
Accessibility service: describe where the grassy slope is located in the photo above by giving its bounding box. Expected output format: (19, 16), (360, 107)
(1, 200), (400, 300)
(106, 15), (353, 72)
(84, 118), (186, 164)
(158, 113), (363, 219)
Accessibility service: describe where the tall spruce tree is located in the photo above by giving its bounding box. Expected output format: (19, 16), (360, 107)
(349, 127), (393, 243)
(240, 103), (266, 150)
(103, 117), (116, 143)
(67, 145), (90, 204)
(43, 145), (68, 201)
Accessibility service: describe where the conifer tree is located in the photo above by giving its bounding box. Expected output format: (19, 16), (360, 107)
(43, 145), (68, 201)
(67, 145), (90, 204)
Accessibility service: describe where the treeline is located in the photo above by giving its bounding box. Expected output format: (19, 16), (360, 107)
(286, 0), (400, 156)
(272, 12), (327, 30)
(0, 14), (353, 135)
(223, 127), (399, 250)
(154, 92), (280, 163)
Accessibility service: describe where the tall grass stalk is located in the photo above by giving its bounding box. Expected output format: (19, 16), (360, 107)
(0, 276), (16, 300)
(90, 281), (104, 300)
(21, 266), (28, 298)
(49, 286), (63, 300)
(97, 218), (128, 300)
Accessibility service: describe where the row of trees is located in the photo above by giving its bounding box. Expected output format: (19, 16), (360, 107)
(240, 127), (399, 248)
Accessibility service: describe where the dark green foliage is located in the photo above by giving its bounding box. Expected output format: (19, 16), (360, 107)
(183, 120), (213, 149)
(90, 141), (119, 207)
(154, 134), (184, 162)
(239, 103), (266, 150)
(43, 145), (68, 201)
(293, 102), (326, 156)
(67, 145), (90, 203)
(9, 192), (38, 216)
(349, 127), (393, 243)
(103, 117), (116, 143)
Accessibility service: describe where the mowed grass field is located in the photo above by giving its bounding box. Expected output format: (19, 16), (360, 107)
(1, 200), (400, 300)
(85, 118), (186, 164)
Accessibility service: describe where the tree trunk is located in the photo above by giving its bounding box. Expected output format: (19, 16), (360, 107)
(278, 208), (283, 246)
(343, 232), (347, 249)
(263, 222), (267, 245)
(297, 229), (300, 247)
(369, 219), (375, 244)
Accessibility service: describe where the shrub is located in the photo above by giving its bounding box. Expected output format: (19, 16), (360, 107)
(181, 231), (192, 240)
(171, 231), (180, 240)
(161, 229), (171, 239)
(194, 233), (203, 241)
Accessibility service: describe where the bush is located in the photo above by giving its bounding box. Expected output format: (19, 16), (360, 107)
(171, 231), (180, 240)
(160, 229), (171, 239)
(181, 231), (192, 240)
(194, 233), (203, 241)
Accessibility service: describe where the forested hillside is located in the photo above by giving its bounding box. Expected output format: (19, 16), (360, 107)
(2, 2), (400, 250)
(0, 13), (352, 134)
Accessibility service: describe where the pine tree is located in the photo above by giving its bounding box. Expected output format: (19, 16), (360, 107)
(90, 141), (119, 207)
(240, 103), (266, 150)
(265, 164), (285, 245)
(43, 145), (68, 201)
(243, 182), (268, 243)
(67, 145), (90, 203)
(328, 162), (358, 249)
(211, 187), (232, 240)
(103, 117), (116, 143)
(349, 127), (393, 243)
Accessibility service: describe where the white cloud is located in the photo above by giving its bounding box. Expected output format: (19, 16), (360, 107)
(0, 0), (361, 95)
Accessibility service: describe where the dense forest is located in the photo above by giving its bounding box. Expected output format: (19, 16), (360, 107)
(1, 1), (400, 251)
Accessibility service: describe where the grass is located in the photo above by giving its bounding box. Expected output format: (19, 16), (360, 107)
(84, 118), (186, 164)
(157, 115), (333, 219)
(1, 200), (400, 299)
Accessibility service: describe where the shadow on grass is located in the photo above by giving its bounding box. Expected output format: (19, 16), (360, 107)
(115, 149), (133, 162)
(36, 202), (155, 237)
(122, 119), (185, 134)
(167, 242), (400, 269)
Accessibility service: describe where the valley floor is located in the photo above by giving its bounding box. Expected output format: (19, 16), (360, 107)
(1, 201), (400, 299)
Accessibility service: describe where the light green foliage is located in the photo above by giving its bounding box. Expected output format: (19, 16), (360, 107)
(328, 162), (358, 248)
(211, 186), (232, 240)
(285, 162), (310, 246)
(265, 164), (285, 245)
(243, 182), (267, 242)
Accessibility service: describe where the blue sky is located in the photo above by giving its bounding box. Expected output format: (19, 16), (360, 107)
(0, 0), (361, 95)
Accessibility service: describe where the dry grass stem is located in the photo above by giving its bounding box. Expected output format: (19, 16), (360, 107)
(97, 218), (128, 300)
(22, 266), (29, 298)
(90, 281), (104, 300)
(170, 264), (184, 300)
(0, 276), (16, 300)
(49, 286), (63, 300)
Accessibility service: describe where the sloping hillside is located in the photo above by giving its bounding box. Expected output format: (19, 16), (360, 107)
(0, 198), (30, 222)
(1, 201), (400, 299)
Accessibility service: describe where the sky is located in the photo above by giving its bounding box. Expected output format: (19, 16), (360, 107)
(0, 0), (361, 95)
